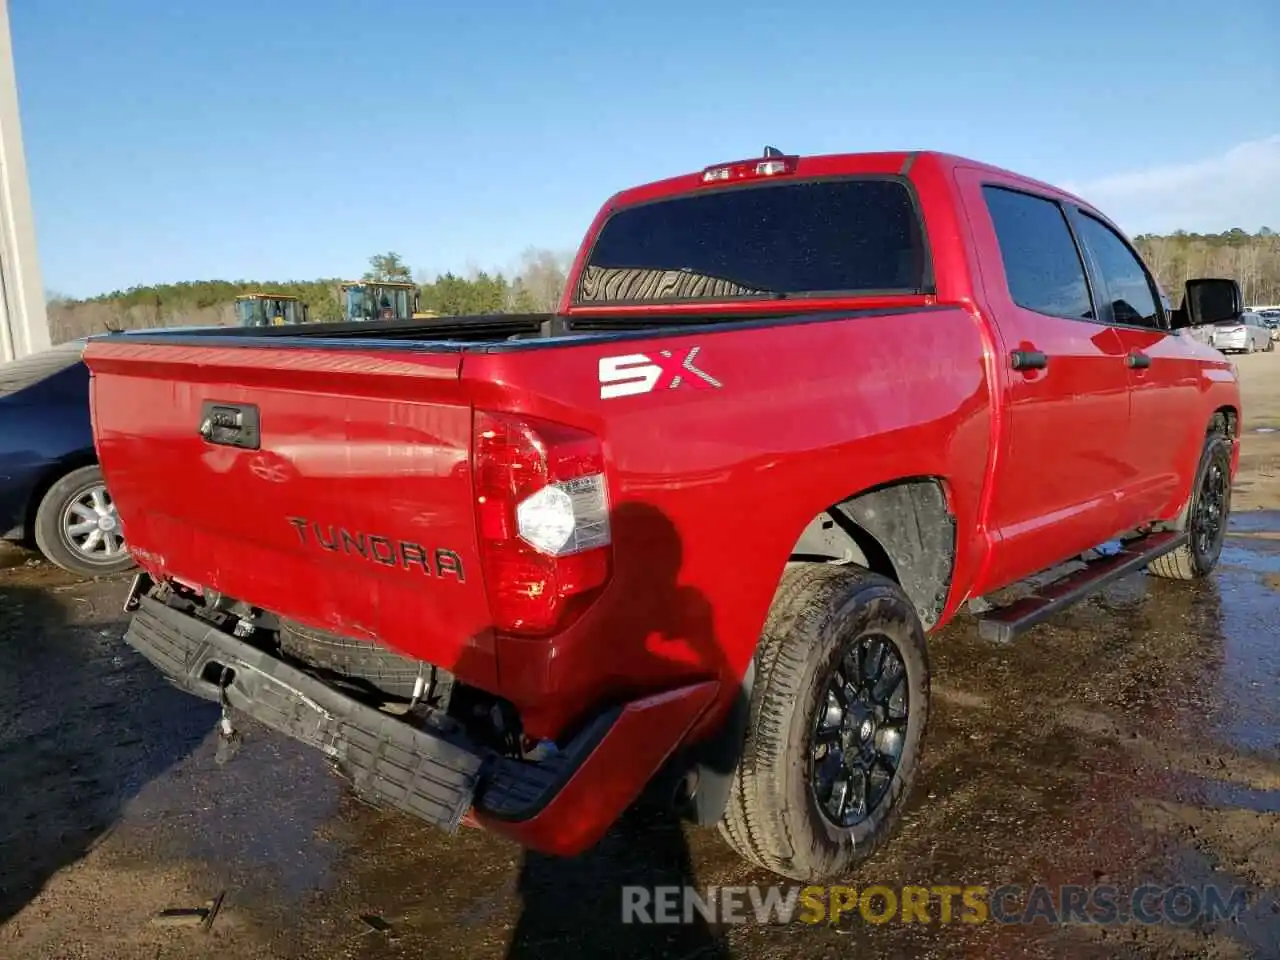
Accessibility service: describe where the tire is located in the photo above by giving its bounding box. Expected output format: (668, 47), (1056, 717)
(32, 464), (135, 578)
(718, 564), (930, 881)
(1148, 418), (1232, 581)
(277, 619), (429, 699)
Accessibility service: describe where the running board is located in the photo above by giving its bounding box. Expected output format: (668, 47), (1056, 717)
(975, 530), (1188, 644)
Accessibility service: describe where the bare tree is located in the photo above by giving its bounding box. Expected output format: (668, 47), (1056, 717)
(508, 247), (571, 313)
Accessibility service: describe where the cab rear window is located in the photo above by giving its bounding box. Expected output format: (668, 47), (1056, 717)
(575, 178), (929, 305)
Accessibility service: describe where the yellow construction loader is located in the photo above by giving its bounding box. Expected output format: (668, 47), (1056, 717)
(338, 280), (441, 321)
(234, 293), (306, 327)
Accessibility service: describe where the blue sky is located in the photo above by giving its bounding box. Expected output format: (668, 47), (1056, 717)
(11, 0), (1279, 299)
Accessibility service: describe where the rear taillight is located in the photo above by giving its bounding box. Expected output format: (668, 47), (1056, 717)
(473, 411), (612, 636)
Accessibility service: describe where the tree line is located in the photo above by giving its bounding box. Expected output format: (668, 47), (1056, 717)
(44, 229), (1280, 345)
(1134, 228), (1280, 307)
(47, 248), (573, 344)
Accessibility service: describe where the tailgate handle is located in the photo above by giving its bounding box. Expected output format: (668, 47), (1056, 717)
(199, 401), (261, 450)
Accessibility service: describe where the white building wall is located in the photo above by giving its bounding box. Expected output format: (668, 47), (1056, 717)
(0, 0), (49, 361)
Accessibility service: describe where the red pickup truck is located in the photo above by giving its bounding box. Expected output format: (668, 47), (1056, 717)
(85, 149), (1243, 882)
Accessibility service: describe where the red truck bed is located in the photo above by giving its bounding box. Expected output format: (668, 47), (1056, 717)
(88, 300), (984, 723)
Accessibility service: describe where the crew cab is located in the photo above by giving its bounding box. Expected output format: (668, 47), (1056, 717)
(84, 149), (1242, 882)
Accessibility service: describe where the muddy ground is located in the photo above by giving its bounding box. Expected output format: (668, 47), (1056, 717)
(3, 354), (1280, 960)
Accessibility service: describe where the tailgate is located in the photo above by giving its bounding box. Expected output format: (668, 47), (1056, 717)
(83, 338), (495, 688)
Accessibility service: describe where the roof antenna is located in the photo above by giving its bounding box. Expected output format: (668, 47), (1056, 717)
(763, 145), (783, 158)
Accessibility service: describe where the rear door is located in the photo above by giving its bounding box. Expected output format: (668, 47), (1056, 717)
(1250, 314), (1270, 350)
(1068, 208), (1203, 522)
(956, 172), (1135, 589)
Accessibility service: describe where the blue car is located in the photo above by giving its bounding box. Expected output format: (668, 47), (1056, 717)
(0, 341), (135, 576)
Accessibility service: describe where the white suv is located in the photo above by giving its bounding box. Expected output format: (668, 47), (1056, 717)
(1213, 312), (1274, 353)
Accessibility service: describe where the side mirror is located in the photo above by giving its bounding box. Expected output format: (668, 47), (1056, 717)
(1177, 277), (1242, 329)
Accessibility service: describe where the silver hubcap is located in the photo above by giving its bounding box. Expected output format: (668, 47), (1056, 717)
(61, 484), (126, 561)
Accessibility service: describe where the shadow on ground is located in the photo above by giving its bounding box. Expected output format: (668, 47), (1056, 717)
(0, 576), (217, 922)
(508, 807), (730, 960)
(500, 500), (735, 959)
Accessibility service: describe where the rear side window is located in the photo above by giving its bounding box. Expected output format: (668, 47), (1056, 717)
(982, 186), (1093, 321)
(576, 178), (928, 304)
(1073, 214), (1161, 329)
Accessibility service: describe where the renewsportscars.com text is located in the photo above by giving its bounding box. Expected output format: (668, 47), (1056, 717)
(621, 883), (1249, 927)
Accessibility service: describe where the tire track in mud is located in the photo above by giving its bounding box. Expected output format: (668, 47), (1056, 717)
(931, 693), (1280, 798)
(916, 533), (1280, 957)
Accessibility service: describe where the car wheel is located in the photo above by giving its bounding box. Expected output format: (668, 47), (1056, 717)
(32, 464), (135, 577)
(718, 564), (929, 881)
(1149, 417), (1232, 581)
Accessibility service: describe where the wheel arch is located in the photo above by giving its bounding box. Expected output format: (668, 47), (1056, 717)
(20, 449), (99, 544)
(1160, 408), (1237, 536)
(682, 477), (955, 829)
(1212, 405), (1238, 438)
(788, 476), (957, 631)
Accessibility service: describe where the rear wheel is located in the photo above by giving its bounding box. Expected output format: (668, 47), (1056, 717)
(1149, 419), (1232, 581)
(32, 465), (135, 578)
(718, 564), (929, 881)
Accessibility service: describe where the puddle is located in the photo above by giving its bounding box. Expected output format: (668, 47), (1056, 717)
(1210, 556), (1280, 755)
(1219, 543), (1280, 575)
(121, 731), (343, 901)
(1229, 510), (1280, 535)
(1197, 777), (1280, 815)
(1140, 840), (1280, 958)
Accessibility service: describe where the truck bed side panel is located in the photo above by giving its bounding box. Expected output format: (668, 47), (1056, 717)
(463, 306), (993, 739)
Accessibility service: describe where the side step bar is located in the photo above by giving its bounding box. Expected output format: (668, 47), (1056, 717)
(975, 530), (1188, 644)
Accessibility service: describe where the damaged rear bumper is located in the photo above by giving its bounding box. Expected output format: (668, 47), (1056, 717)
(127, 593), (483, 831)
(123, 588), (718, 855)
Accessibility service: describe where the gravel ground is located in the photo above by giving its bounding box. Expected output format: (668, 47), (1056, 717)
(2, 353), (1280, 960)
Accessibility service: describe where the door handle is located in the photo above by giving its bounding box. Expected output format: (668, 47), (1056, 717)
(1010, 349), (1047, 371)
(1126, 351), (1152, 369)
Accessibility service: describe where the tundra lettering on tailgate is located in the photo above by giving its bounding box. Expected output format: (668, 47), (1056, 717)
(598, 346), (722, 399)
(287, 517), (465, 581)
